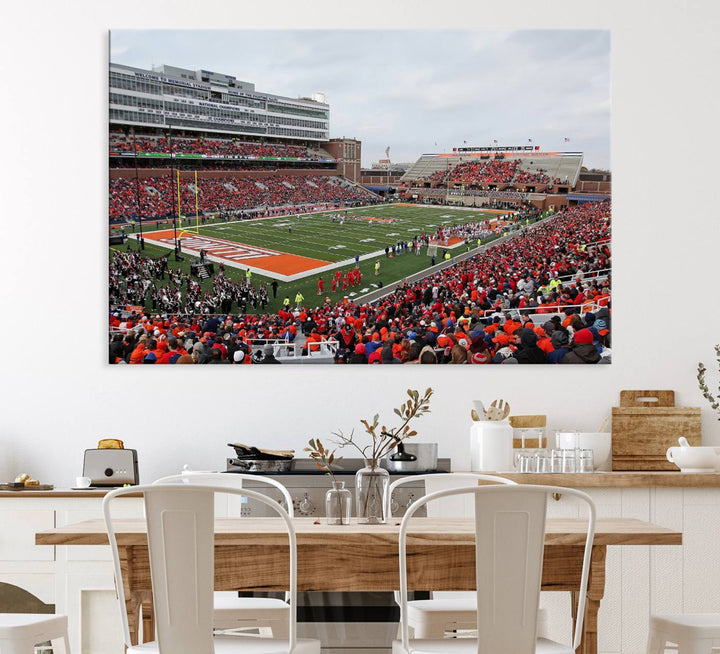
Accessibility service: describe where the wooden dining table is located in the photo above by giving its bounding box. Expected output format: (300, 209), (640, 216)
(36, 516), (681, 654)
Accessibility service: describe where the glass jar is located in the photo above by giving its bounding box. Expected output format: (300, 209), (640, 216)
(325, 480), (352, 525)
(355, 465), (390, 524)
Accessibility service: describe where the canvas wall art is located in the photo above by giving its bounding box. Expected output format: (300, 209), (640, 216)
(108, 30), (611, 365)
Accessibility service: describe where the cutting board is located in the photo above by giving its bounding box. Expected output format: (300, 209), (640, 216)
(0, 484), (54, 491)
(611, 390), (701, 470)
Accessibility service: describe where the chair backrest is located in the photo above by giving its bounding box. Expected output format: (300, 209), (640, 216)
(103, 484), (297, 654)
(396, 484), (595, 654)
(153, 471), (295, 517)
(385, 472), (516, 519)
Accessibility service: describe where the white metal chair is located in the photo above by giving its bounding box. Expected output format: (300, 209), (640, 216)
(153, 472), (292, 638)
(647, 614), (720, 653)
(103, 483), (320, 654)
(387, 473), (519, 638)
(393, 484), (596, 654)
(0, 613), (70, 654)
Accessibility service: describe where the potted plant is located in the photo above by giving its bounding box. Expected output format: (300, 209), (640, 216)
(697, 345), (720, 420)
(331, 388), (434, 524)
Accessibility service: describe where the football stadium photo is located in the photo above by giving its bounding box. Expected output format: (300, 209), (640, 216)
(109, 30), (611, 365)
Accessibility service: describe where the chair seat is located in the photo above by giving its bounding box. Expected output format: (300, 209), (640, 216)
(406, 597), (548, 638)
(391, 637), (573, 654)
(214, 596), (289, 614)
(0, 613), (68, 639)
(408, 599), (479, 615)
(651, 613), (720, 637)
(128, 635), (321, 654)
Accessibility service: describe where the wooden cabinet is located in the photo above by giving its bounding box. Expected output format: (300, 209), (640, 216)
(539, 485), (718, 653)
(0, 492), (142, 654)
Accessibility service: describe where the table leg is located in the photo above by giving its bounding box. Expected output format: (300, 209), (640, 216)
(125, 593), (142, 646)
(123, 590), (154, 646)
(140, 590), (154, 643)
(120, 545), (154, 646)
(572, 545), (606, 654)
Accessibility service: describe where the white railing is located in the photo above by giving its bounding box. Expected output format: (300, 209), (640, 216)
(253, 337), (339, 359)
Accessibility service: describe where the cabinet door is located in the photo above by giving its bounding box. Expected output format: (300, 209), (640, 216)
(67, 575), (125, 654)
(0, 510), (55, 561)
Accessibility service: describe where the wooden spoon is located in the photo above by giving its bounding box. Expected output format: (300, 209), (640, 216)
(487, 399), (511, 421)
(472, 400), (487, 419)
(500, 400), (511, 420)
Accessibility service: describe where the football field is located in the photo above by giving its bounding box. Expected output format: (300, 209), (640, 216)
(141, 203), (512, 281)
(116, 203), (517, 314)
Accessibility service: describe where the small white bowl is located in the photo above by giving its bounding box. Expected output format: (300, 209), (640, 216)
(666, 446), (720, 472)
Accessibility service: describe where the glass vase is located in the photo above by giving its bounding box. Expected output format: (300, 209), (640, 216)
(325, 480), (352, 525)
(355, 465), (390, 524)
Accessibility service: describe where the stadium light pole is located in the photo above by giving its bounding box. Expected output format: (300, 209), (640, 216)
(445, 159), (450, 206)
(167, 122), (181, 261)
(131, 128), (145, 250)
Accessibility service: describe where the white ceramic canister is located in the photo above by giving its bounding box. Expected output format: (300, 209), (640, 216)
(470, 420), (514, 471)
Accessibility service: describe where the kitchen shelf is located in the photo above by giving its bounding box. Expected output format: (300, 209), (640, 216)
(458, 471), (720, 487)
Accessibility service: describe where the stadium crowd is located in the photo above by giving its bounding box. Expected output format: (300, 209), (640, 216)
(514, 169), (553, 186)
(110, 132), (326, 161)
(109, 174), (378, 222)
(109, 201), (611, 365)
(416, 159), (567, 190)
(447, 158), (519, 186)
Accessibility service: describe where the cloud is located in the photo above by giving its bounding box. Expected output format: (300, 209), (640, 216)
(109, 29), (610, 169)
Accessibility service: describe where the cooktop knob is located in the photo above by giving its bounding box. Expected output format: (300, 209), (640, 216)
(298, 493), (314, 515)
(104, 468), (114, 477)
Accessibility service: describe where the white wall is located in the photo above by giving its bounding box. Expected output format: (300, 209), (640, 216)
(1, 0), (718, 487)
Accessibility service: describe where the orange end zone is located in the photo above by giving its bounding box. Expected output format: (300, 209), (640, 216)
(141, 230), (330, 276)
(245, 253), (330, 275)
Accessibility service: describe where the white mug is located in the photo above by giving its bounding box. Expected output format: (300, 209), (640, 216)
(75, 476), (92, 488)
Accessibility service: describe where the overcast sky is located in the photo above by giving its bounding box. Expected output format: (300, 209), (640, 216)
(110, 30), (610, 170)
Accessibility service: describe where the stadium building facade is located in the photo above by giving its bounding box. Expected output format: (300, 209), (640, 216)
(109, 63), (330, 143)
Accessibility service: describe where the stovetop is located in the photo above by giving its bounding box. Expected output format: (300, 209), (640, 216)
(225, 457), (451, 476)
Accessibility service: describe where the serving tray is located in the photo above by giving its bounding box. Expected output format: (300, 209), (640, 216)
(0, 483), (54, 491)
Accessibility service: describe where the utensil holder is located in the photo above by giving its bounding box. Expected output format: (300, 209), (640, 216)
(470, 420), (514, 471)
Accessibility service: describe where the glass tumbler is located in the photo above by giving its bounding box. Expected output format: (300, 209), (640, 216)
(535, 450), (551, 473)
(517, 451), (536, 473)
(560, 449), (577, 473)
(578, 449), (595, 473)
(515, 448), (531, 471)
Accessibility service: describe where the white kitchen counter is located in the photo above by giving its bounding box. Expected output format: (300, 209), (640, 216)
(2, 477), (720, 653)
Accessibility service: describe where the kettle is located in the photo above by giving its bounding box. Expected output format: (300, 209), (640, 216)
(385, 443), (438, 472)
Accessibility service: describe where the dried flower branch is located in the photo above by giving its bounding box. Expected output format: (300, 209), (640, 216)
(305, 438), (343, 482)
(331, 388), (434, 467)
(697, 344), (720, 420)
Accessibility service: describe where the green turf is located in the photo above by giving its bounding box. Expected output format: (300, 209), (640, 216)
(187, 204), (505, 264)
(111, 204), (519, 314)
